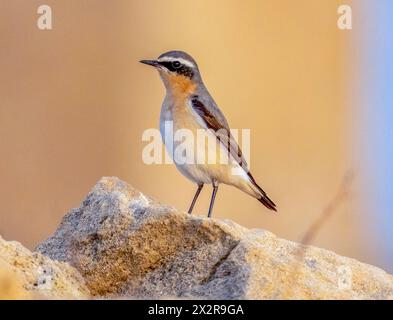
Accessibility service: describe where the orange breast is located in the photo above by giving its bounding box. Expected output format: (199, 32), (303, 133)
(167, 74), (197, 100)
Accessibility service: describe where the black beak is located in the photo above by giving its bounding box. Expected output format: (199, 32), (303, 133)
(139, 59), (159, 67)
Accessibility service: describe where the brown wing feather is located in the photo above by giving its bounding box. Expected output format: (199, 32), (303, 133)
(191, 96), (277, 212)
(191, 96), (247, 169)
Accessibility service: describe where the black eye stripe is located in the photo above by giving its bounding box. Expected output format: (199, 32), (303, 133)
(158, 60), (194, 79)
(158, 61), (176, 71)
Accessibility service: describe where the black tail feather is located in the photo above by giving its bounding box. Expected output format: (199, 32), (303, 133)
(248, 172), (277, 212)
(258, 194), (277, 212)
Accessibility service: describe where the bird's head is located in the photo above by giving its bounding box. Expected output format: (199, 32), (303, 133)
(140, 51), (201, 93)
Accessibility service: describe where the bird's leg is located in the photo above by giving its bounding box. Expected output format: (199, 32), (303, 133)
(207, 182), (219, 218)
(188, 184), (204, 214)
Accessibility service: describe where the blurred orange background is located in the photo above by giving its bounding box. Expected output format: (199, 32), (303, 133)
(1, 1), (374, 267)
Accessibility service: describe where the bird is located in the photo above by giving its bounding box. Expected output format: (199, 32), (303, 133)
(140, 51), (276, 217)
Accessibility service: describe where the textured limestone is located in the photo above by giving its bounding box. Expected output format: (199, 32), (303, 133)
(36, 177), (393, 299)
(0, 235), (89, 299)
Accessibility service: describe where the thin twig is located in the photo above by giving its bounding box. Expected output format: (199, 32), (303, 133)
(300, 169), (355, 246)
(282, 169), (355, 298)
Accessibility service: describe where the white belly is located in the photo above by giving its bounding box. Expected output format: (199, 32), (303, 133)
(160, 102), (216, 184)
(159, 99), (251, 189)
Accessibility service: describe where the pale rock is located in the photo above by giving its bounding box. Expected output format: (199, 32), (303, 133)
(0, 235), (89, 299)
(37, 177), (393, 299)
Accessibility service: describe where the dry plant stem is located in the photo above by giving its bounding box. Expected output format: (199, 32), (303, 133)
(300, 170), (355, 246)
(283, 169), (355, 298)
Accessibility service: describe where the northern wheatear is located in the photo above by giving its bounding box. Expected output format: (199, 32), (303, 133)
(140, 51), (276, 217)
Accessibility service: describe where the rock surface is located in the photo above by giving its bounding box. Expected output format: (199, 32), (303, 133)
(36, 177), (393, 299)
(0, 236), (89, 299)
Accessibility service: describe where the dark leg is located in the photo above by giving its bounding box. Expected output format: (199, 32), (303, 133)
(188, 184), (204, 214)
(207, 182), (219, 218)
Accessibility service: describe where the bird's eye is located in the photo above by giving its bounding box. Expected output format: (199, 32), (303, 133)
(172, 61), (181, 68)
